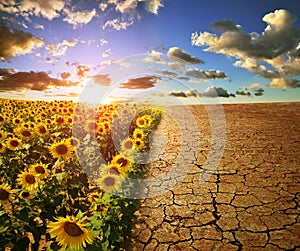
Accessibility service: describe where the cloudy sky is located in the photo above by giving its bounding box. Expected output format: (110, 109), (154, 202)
(0, 0), (299, 103)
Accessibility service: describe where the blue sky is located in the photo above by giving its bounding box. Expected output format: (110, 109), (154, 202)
(0, 0), (299, 103)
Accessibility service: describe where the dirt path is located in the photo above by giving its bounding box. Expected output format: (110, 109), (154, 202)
(129, 103), (300, 251)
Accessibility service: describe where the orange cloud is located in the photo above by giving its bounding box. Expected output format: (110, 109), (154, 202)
(0, 69), (78, 92)
(76, 65), (90, 78)
(91, 74), (111, 86)
(119, 76), (159, 89)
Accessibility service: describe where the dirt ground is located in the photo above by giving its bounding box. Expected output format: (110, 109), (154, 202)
(129, 102), (300, 251)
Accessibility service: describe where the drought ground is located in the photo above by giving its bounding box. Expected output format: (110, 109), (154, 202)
(129, 102), (300, 251)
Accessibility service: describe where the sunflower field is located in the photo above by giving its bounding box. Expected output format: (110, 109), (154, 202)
(0, 98), (162, 251)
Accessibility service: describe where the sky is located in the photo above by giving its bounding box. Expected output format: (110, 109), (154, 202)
(0, 0), (300, 104)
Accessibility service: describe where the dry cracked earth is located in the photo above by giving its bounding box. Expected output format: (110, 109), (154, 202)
(128, 102), (300, 251)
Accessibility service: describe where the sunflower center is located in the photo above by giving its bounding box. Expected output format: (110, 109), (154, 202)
(104, 177), (116, 187)
(56, 117), (64, 124)
(25, 174), (36, 184)
(35, 165), (45, 174)
(136, 133), (142, 138)
(10, 140), (19, 147)
(138, 119), (145, 125)
(124, 141), (133, 149)
(64, 222), (84, 237)
(56, 144), (68, 155)
(22, 130), (31, 137)
(0, 116), (4, 122)
(117, 158), (128, 167)
(88, 122), (96, 131)
(39, 126), (47, 134)
(21, 191), (30, 198)
(0, 188), (9, 200)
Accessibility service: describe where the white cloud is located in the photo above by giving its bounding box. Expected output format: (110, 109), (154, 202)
(19, 0), (65, 20)
(249, 83), (263, 90)
(143, 50), (166, 64)
(268, 78), (300, 89)
(186, 68), (226, 80)
(102, 18), (134, 30)
(100, 39), (108, 46)
(0, 24), (44, 61)
(115, 0), (137, 13)
(34, 24), (44, 30)
(46, 40), (78, 57)
(63, 8), (97, 28)
(102, 48), (111, 58)
(192, 9), (300, 84)
(202, 87), (231, 98)
(167, 47), (204, 65)
(143, 0), (163, 14)
(99, 2), (108, 11)
(0, 0), (19, 14)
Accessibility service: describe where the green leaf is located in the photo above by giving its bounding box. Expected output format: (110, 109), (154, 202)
(0, 225), (9, 234)
(76, 210), (85, 220)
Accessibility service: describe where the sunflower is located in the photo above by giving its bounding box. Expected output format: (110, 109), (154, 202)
(0, 183), (14, 206)
(0, 130), (6, 140)
(96, 123), (106, 135)
(35, 123), (48, 136)
(16, 171), (39, 191)
(45, 118), (52, 125)
(49, 141), (73, 160)
(133, 128), (145, 140)
(97, 173), (124, 193)
(84, 120), (98, 133)
(48, 216), (94, 250)
(66, 116), (73, 124)
(136, 116), (147, 128)
(66, 137), (80, 149)
(6, 137), (22, 151)
(120, 137), (134, 152)
(110, 154), (132, 173)
(14, 127), (34, 140)
(133, 139), (145, 150)
(99, 163), (124, 176)
(0, 142), (6, 153)
(88, 192), (103, 204)
(0, 115), (6, 124)
(102, 122), (111, 133)
(28, 163), (49, 179)
(54, 115), (65, 125)
(12, 117), (22, 125)
(143, 115), (153, 126)
(19, 190), (31, 200)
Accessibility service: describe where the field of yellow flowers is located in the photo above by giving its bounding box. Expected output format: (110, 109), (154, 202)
(0, 98), (162, 251)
